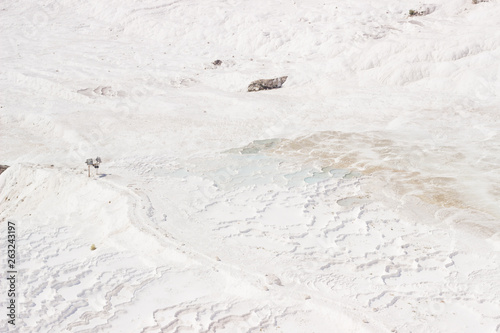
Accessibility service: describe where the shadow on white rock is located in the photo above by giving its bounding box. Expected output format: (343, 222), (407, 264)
(77, 86), (126, 98)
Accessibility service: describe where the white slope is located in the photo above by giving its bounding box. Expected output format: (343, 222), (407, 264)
(1, 0), (499, 332)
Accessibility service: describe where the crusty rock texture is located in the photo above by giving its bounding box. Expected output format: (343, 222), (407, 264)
(247, 76), (288, 92)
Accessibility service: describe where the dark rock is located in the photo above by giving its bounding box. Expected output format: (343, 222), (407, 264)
(248, 76), (288, 92)
(0, 165), (9, 175)
(213, 59), (222, 66)
(409, 5), (436, 16)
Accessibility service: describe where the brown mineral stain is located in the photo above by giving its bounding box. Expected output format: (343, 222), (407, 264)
(248, 131), (474, 210)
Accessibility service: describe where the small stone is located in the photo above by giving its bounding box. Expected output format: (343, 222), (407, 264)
(213, 59), (222, 66)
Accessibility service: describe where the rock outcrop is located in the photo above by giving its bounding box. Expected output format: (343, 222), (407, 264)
(247, 76), (288, 92)
(0, 165), (9, 175)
